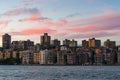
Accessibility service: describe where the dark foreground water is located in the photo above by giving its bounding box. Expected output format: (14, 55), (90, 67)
(0, 65), (120, 80)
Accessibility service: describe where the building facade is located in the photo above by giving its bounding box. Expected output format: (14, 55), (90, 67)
(41, 33), (51, 48)
(2, 33), (11, 49)
(88, 38), (101, 48)
(63, 39), (70, 47)
(57, 50), (67, 65)
(51, 39), (60, 47)
(11, 40), (34, 51)
(104, 39), (116, 48)
(69, 39), (77, 47)
(22, 50), (34, 64)
(82, 40), (89, 48)
(39, 49), (49, 64)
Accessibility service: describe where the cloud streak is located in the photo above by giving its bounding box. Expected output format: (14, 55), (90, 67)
(2, 2), (120, 41)
(10, 27), (56, 35)
(0, 20), (11, 28)
(1, 7), (39, 17)
(65, 11), (120, 33)
(9, 10), (120, 40)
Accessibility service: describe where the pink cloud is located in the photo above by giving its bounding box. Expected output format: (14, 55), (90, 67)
(44, 19), (68, 27)
(19, 10), (41, 22)
(68, 25), (120, 33)
(2, 7), (39, 17)
(10, 27), (56, 35)
(66, 11), (120, 32)
(66, 31), (118, 39)
(19, 13), (68, 27)
(57, 11), (120, 39)
(11, 10), (120, 39)
(6, 7), (120, 40)
(22, 28), (56, 35)
(0, 20), (11, 28)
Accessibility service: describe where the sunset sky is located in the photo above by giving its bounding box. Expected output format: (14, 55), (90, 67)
(0, 0), (120, 46)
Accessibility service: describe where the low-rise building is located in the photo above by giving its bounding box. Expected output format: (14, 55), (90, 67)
(39, 49), (49, 64)
(12, 51), (19, 59)
(67, 52), (77, 65)
(0, 51), (3, 60)
(57, 50), (67, 65)
(89, 38), (101, 48)
(4, 50), (12, 59)
(104, 39), (116, 48)
(33, 52), (40, 64)
(63, 39), (70, 47)
(22, 50), (34, 64)
(94, 48), (103, 65)
(51, 39), (60, 47)
(118, 47), (120, 64)
(118, 53), (120, 64)
(47, 50), (57, 64)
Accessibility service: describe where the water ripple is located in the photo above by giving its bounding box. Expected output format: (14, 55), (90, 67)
(0, 66), (119, 80)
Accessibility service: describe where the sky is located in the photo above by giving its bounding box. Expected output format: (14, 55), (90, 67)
(0, 0), (120, 46)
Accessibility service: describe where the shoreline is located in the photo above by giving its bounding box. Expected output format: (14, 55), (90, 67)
(0, 64), (120, 66)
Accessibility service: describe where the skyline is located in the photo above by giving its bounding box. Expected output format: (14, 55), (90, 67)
(0, 0), (120, 46)
(1, 33), (118, 47)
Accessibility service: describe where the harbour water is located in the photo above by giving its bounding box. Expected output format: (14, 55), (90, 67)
(0, 65), (120, 80)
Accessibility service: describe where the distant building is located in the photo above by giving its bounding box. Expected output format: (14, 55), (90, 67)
(118, 47), (120, 64)
(67, 52), (77, 65)
(94, 48), (103, 65)
(2, 33), (11, 49)
(33, 52), (40, 64)
(22, 50), (34, 64)
(82, 40), (89, 48)
(34, 43), (41, 52)
(60, 46), (70, 51)
(110, 48), (117, 64)
(41, 33), (51, 48)
(12, 51), (19, 59)
(19, 51), (23, 59)
(39, 49), (49, 64)
(0, 47), (3, 51)
(11, 40), (34, 51)
(47, 50), (57, 64)
(63, 39), (70, 47)
(11, 41), (19, 50)
(4, 50), (12, 59)
(106, 53), (111, 64)
(88, 38), (101, 48)
(104, 39), (116, 48)
(18, 41), (28, 50)
(69, 39), (77, 47)
(57, 50), (67, 65)
(51, 39), (60, 47)
(26, 40), (34, 50)
(0, 51), (3, 60)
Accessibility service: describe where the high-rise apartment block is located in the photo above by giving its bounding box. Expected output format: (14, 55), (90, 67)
(2, 33), (11, 49)
(104, 39), (116, 48)
(88, 38), (101, 48)
(69, 39), (77, 47)
(82, 40), (89, 48)
(51, 39), (60, 47)
(63, 39), (70, 47)
(41, 33), (51, 48)
(11, 40), (34, 50)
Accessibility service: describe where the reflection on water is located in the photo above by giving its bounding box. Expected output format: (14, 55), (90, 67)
(0, 65), (119, 80)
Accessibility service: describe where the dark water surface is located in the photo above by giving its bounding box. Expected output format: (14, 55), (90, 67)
(0, 65), (120, 80)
